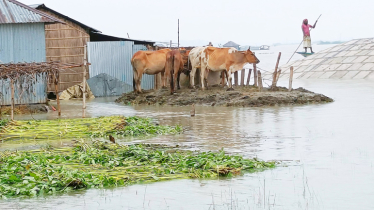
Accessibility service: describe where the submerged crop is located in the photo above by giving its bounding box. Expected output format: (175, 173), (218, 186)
(0, 141), (276, 198)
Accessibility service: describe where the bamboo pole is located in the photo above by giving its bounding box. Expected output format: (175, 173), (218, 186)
(272, 52), (282, 89)
(234, 71), (238, 87)
(240, 69), (245, 86)
(276, 69), (281, 84)
(289, 66), (294, 92)
(54, 74), (61, 117)
(258, 70), (263, 92)
(10, 79), (14, 121)
(253, 64), (258, 87)
(82, 45), (87, 118)
(246, 69), (252, 86)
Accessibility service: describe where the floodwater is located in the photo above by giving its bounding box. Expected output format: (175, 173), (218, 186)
(2, 44), (374, 209)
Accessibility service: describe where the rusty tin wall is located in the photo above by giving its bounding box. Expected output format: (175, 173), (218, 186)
(0, 73), (48, 105)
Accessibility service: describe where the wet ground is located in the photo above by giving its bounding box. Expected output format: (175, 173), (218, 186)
(115, 85), (333, 107)
(0, 104), (48, 116)
(1, 79), (374, 210)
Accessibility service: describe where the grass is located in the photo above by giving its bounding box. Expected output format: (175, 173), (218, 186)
(0, 140), (276, 199)
(0, 116), (182, 141)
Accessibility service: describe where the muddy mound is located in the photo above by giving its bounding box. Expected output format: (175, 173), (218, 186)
(115, 86), (333, 107)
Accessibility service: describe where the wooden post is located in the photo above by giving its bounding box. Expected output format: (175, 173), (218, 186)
(10, 79), (14, 121)
(246, 69), (252, 86)
(240, 69), (245, 86)
(178, 19), (180, 48)
(170, 40), (172, 48)
(272, 52), (282, 89)
(258, 70), (263, 92)
(234, 71), (238, 86)
(253, 64), (258, 87)
(289, 66), (294, 92)
(276, 69), (281, 84)
(82, 45), (87, 118)
(54, 74), (61, 117)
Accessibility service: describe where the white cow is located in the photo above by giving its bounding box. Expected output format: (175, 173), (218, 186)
(188, 46), (207, 88)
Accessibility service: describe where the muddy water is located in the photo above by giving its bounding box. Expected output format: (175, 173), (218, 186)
(2, 79), (374, 210)
(2, 44), (374, 209)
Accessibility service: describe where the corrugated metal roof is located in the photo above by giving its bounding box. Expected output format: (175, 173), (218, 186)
(0, 0), (62, 24)
(90, 32), (155, 45)
(30, 3), (101, 33)
(223, 41), (240, 47)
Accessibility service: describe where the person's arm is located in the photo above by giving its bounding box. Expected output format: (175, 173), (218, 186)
(312, 21), (317, 28)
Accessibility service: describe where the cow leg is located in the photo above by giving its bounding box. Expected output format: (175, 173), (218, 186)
(200, 64), (206, 90)
(177, 71), (181, 90)
(190, 67), (196, 89)
(133, 69), (143, 93)
(161, 71), (167, 88)
(137, 73), (144, 93)
(204, 68), (209, 89)
(227, 68), (233, 89)
(221, 71), (226, 87)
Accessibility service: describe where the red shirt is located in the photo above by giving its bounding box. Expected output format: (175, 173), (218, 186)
(302, 24), (312, 36)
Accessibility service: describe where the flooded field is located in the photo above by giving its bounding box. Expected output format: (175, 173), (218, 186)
(1, 44), (374, 210)
(1, 79), (373, 210)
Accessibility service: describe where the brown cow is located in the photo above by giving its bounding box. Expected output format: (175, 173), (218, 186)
(165, 50), (190, 94)
(131, 48), (171, 93)
(200, 47), (259, 90)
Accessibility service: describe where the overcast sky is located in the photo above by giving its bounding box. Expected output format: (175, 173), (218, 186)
(23, 0), (373, 46)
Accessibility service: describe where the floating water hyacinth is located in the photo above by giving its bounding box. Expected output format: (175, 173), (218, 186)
(0, 141), (276, 198)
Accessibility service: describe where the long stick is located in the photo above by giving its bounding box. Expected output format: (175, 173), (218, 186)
(54, 74), (61, 117)
(258, 70), (263, 92)
(286, 14), (322, 64)
(272, 52), (282, 89)
(246, 69), (252, 86)
(289, 66), (294, 92)
(82, 45), (87, 118)
(254, 64), (258, 87)
(10, 79), (14, 121)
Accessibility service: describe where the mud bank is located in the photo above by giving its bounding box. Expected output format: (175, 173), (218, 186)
(0, 104), (48, 116)
(115, 86), (333, 107)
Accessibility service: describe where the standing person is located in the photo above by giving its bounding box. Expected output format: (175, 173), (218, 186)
(302, 19), (317, 53)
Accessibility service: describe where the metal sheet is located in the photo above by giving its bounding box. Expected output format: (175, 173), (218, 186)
(0, 0), (60, 24)
(0, 23), (46, 63)
(88, 41), (154, 96)
(0, 73), (47, 105)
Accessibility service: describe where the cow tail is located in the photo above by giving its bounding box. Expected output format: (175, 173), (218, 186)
(132, 60), (136, 92)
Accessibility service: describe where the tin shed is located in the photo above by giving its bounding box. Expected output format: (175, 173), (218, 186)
(0, 0), (61, 105)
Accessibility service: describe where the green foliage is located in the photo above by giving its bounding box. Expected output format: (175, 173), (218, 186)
(0, 119), (9, 128)
(0, 142), (276, 199)
(0, 116), (182, 141)
(104, 117), (182, 137)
